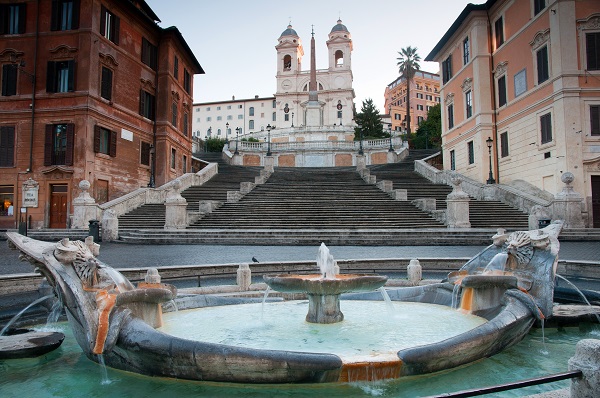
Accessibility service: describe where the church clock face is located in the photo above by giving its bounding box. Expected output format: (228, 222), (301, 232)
(281, 80), (292, 90)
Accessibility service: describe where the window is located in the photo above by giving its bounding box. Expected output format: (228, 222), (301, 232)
(238, 104), (243, 109)
(170, 148), (176, 169)
(216, 116), (222, 121)
(450, 150), (455, 170)
(416, 104), (424, 111)
(494, 16), (504, 49)
(140, 141), (151, 166)
(182, 155), (187, 173)
(226, 115), (232, 120)
(417, 116), (424, 125)
(467, 141), (474, 164)
(260, 112), (264, 118)
(540, 112), (552, 144)
(591, 105), (600, 136)
(0, 126), (15, 167)
(447, 104), (454, 129)
(465, 90), (473, 118)
(51, 0), (79, 31)
(534, 0), (546, 16)
(184, 69), (191, 94)
(426, 94), (432, 101)
(536, 45), (549, 84)
(94, 126), (116, 157)
(442, 55), (452, 84)
(171, 103), (178, 127)
(227, 105), (231, 110)
(142, 38), (157, 70)
(284, 114), (289, 121)
(173, 56), (178, 79)
(337, 110), (342, 119)
(0, 3), (26, 34)
(272, 100), (276, 108)
(272, 112), (276, 121)
(463, 37), (470, 65)
(183, 112), (188, 136)
(586, 32), (600, 71)
(249, 107), (254, 116)
(514, 68), (527, 97)
(46, 60), (75, 93)
(206, 107), (210, 111)
(100, 66), (112, 101)
(44, 123), (74, 166)
(498, 75), (507, 107)
(237, 114), (243, 119)
(100, 5), (119, 44)
(500, 132), (509, 157)
(2, 64), (17, 96)
(249, 120), (254, 129)
(139, 90), (155, 120)
(206, 117), (211, 122)
(283, 55), (291, 71)
(0, 185), (14, 216)
(216, 106), (221, 111)
(416, 93), (423, 99)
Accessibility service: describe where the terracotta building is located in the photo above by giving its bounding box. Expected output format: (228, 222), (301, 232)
(0, 0), (203, 229)
(384, 71), (441, 136)
(425, 0), (600, 227)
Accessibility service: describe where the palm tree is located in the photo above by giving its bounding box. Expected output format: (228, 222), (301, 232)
(396, 46), (421, 135)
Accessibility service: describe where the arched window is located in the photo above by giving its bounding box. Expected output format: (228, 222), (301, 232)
(249, 107), (254, 116)
(283, 55), (292, 71)
(303, 84), (308, 92)
(335, 50), (344, 66)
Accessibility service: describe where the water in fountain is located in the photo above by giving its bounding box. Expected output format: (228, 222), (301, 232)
(102, 266), (133, 292)
(97, 354), (112, 385)
(378, 287), (394, 313)
(0, 294), (54, 336)
(451, 284), (461, 309)
(46, 297), (63, 324)
(556, 274), (600, 326)
(483, 252), (509, 273)
(317, 242), (336, 279)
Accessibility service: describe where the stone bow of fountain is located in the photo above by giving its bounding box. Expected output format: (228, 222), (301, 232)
(263, 243), (387, 323)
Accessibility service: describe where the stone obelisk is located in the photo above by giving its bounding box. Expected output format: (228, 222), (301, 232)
(305, 26), (322, 127)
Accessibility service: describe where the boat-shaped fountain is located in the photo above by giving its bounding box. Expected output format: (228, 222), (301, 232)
(4, 221), (562, 383)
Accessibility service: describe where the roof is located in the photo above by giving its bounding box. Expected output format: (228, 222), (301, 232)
(425, 0), (497, 61)
(280, 24), (298, 37)
(193, 96), (276, 107)
(162, 26), (204, 74)
(330, 19), (349, 34)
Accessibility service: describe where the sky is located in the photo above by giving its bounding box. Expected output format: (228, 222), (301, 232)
(146, 0), (471, 111)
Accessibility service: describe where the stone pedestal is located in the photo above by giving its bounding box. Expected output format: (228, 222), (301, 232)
(101, 209), (119, 242)
(264, 156), (274, 173)
(227, 191), (242, 203)
(240, 182), (256, 194)
(164, 182), (188, 230)
(72, 180), (98, 229)
(236, 263), (251, 291)
(377, 180), (393, 193)
(446, 175), (470, 228)
(356, 155), (366, 172)
(553, 172), (585, 228)
(569, 339), (600, 397)
(407, 259), (422, 286)
(391, 189), (408, 201)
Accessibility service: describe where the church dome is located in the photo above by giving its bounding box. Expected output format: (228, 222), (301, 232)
(280, 24), (298, 37)
(330, 19), (349, 34)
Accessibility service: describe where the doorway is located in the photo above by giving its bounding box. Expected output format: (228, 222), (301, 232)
(49, 184), (68, 228)
(592, 176), (600, 228)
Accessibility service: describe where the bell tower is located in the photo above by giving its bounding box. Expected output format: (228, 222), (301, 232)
(327, 19), (352, 70)
(275, 24), (303, 75)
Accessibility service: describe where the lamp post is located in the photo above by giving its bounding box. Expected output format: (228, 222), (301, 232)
(225, 122), (229, 143)
(12, 58), (35, 173)
(266, 124), (272, 156)
(388, 123), (394, 152)
(148, 144), (155, 188)
(291, 112), (294, 127)
(234, 127), (240, 155)
(486, 136), (495, 184)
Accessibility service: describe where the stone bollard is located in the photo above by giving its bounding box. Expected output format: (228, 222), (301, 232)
(198, 200), (219, 214)
(264, 156), (274, 173)
(101, 209), (119, 242)
(407, 259), (422, 286)
(72, 180), (98, 229)
(145, 268), (161, 284)
(446, 175), (470, 228)
(377, 180), (393, 193)
(356, 155), (366, 171)
(569, 339), (600, 397)
(164, 181), (188, 229)
(391, 189), (408, 201)
(240, 181), (256, 194)
(553, 172), (585, 228)
(237, 263), (251, 291)
(227, 191), (242, 203)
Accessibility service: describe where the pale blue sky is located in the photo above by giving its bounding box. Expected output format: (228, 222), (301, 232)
(146, 0), (470, 111)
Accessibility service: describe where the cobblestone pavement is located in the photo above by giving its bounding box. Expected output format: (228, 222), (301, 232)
(1, 240), (599, 275)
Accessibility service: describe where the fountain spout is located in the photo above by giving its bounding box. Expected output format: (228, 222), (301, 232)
(317, 242), (337, 279)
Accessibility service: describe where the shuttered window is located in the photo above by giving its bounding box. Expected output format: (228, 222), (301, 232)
(100, 5), (119, 45)
(44, 123), (74, 166)
(93, 126), (116, 157)
(100, 66), (112, 101)
(591, 105), (600, 136)
(50, 0), (80, 31)
(1, 64), (17, 96)
(46, 60), (75, 93)
(141, 38), (157, 70)
(0, 126), (15, 167)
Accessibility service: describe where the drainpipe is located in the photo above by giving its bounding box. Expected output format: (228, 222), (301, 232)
(486, 9), (499, 184)
(28, 0), (40, 173)
(151, 41), (159, 187)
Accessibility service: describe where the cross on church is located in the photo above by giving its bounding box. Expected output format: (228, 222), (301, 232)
(311, 24), (314, 37)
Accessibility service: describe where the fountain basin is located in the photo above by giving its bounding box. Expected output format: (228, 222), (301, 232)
(0, 329), (64, 359)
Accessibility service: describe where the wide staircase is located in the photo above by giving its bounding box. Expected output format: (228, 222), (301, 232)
(117, 153), (262, 230)
(368, 150), (530, 230)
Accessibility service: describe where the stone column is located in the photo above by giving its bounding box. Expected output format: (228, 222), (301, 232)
(236, 263), (251, 291)
(553, 172), (585, 228)
(446, 175), (471, 228)
(264, 156), (274, 173)
(356, 155), (366, 172)
(72, 180), (98, 229)
(101, 209), (119, 242)
(164, 181), (188, 229)
(568, 339), (600, 397)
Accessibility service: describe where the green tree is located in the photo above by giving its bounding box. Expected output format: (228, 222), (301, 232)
(205, 138), (227, 152)
(411, 104), (441, 149)
(354, 98), (384, 140)
(396, 46), (421, 135)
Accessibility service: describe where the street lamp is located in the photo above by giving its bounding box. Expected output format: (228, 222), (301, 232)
(486, 136), (495, 184)
(148, 144), (155, 188)
(225, 122), (229, 143)
(266, 124), (272, 156)
(388, 123), (394, 152)
(234, 127), (240, 155)
(291, 112), (294, 127)
(11, 58), (35, 173)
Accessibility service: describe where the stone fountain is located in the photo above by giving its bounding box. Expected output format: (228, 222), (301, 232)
(263, 243), (387, 323)
(5, 222), (565, 383)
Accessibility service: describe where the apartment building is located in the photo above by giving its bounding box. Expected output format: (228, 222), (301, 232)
(0, 0), (203, 229)
(425, 0), (600, 227)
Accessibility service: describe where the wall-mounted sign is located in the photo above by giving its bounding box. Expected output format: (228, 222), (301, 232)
(22, 178), (39, 208)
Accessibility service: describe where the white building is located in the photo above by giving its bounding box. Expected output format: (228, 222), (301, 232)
(191, 96), (276, 141)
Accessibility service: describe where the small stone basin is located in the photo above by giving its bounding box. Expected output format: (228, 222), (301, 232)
(263, 274), (388, 295)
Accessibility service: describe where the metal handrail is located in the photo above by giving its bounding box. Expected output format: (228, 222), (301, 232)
(427, 369), (582, 397)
